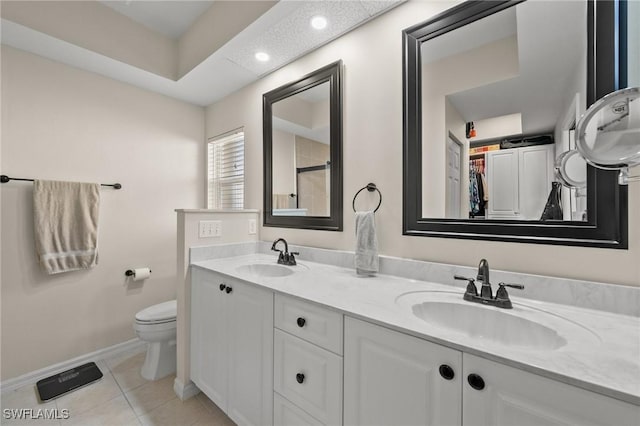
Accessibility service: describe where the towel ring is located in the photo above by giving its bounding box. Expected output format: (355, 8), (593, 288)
(352, 183), (382, 213)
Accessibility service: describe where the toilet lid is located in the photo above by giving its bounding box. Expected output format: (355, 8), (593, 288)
(135, 300), (177, 322)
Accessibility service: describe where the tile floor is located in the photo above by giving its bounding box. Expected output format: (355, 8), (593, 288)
(0, 347), (235, 426)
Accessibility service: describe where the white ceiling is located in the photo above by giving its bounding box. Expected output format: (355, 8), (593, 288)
(274, 117), (330, 145)
(421, 6), (517, 64)
(440, 1), (587, 136)
(1, 0), (403, 107)
(98, 1), (214, 39)
(273, 82), (330, 144)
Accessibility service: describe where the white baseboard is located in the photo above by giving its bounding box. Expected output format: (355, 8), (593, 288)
(174, 377), (199, 400)
(0, 338), (146, 394)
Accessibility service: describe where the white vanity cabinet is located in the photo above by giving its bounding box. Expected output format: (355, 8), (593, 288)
(487, 144), (554, 220)
(462, 353), (640, 426)
(344, 317), (463, 426)
(190, 268), (274, 426)
(343, 317), (640, 426)
(274, 295), (344, 426)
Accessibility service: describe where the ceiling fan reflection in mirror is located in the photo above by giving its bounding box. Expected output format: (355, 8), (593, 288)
(575, 87), (640, 185)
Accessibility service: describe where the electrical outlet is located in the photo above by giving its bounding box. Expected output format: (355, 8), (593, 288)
(248, 219), (257, 235)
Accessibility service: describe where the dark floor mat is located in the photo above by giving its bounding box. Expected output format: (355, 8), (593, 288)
(36, 362), (103, 401)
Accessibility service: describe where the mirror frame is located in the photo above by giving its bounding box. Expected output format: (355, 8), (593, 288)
(402, 0), (628, 248)
(263, 60), (343, 231)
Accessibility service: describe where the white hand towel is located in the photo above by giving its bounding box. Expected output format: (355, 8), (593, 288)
(33, 180), (100, 274)
(355, 210), (379, 276)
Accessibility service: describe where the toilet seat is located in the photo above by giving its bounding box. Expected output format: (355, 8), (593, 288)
(135, 300), (176, 324)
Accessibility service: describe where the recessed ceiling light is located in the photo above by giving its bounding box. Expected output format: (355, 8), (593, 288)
(255, 52), (270, 62)
(311, 16), (328, 30)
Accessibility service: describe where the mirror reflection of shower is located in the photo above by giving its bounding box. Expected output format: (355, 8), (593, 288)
(271, 81), (331, 217)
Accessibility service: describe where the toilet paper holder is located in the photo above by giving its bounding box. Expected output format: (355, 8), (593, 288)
(125, 269), (152, 277)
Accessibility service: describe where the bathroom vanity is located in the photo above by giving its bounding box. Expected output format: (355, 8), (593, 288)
(188, 246), (640, 426)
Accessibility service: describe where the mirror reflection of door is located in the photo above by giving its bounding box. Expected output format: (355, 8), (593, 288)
(445, 135), (463, 218)
(271, 82), (331, 217)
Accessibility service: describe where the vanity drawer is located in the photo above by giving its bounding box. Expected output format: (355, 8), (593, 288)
(274, 392), (325, 426)
(274, 329), (342, 426)
(275, 294), (343, 354)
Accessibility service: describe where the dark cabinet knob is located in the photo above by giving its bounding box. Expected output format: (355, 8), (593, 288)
(296, 373), (305, 384)
(225, 286), (233, 294)
(439, 364), (455, 380)
(468, 373), (485, 390)
(219, 284), (226, 291)
(296, 317), (306, 327)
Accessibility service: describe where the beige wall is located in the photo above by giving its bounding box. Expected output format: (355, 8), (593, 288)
(0, 46), (205, 380)
(206, 0), (640, 287)
(471, 113), (523, 141)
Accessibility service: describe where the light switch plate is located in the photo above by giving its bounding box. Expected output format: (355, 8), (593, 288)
(211, 221), (222, 237)
(198, 221), (208, 238)
(199, 220), (222, 238)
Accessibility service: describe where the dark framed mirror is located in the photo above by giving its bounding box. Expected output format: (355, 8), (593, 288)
(403, 0), (627, 248)
(263, 60), (343, 231)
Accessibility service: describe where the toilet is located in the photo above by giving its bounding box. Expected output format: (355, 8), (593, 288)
(133, 300), (177, 381)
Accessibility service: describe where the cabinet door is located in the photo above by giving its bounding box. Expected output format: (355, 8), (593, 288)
(518, 145), (554, 220)
(463, 353), (640, 426)
(344, 317), (462, 426)
(487, 149), (520, 219)
(190, 269), (228, 410)
(226, 278), (274, 426)
(274, 329), (342, 425)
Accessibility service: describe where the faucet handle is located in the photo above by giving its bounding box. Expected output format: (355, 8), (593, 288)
(495, 282), (524, 304)
(289, 252), (299, 265)
(454, 275), (478, 297)
(454, 275), (475, 282)
(499, 283), (524, 290)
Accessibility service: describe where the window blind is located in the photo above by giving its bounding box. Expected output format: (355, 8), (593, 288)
(208, 130), (244, 209)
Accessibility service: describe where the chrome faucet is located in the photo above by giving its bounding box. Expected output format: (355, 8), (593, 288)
(271, 238), (299, 266)
(454, 259), (524, 309)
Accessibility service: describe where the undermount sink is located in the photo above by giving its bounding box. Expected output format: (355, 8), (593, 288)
(236, 263), (294, 278)
(396, 292), (599, 351)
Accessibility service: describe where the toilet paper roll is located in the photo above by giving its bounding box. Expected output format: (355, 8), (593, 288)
(132, 268), (151, 281)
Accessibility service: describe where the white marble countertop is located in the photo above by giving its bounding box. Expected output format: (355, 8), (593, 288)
(192, 253), (640, 405)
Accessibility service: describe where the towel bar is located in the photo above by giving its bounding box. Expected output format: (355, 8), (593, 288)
(0, 175), (122, 189)
(352, 183), (382, 213)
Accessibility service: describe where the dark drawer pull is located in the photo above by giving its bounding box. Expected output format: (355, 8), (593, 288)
(296, 373), (305, 384)
(225, 286), (233, 294)
(219, 284), (226, 291)
(468, 373), (485, 390)
(439, 364), (455, 380)
(296, 317), (306, 327)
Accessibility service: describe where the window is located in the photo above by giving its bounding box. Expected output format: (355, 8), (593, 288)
(207, 130), (244, 209)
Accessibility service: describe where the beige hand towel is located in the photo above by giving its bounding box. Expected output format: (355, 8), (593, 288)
(33, 180), (100, 274)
